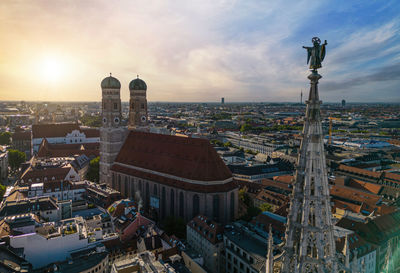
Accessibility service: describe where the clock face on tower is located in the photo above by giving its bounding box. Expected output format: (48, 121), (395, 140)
(141, 116), (146, 122)
(114, 117), (120, 124)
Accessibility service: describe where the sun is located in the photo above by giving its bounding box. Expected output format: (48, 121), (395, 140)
(39, 56), (65, 82)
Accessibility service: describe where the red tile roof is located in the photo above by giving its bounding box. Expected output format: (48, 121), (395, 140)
(20, 166), (72, 185)
(262, 178), (292, 191)
(251, 213), (286, 234)
(335, 233), (375, 258)
(338, 164), (400, 184)
(114, 131), (232, 182)
(273, 175), (294, 184)
(347, 179), (382, 195)
(37, 138), (99, 158)
(80, 128), (100, 138)
(32, 123), (80, 138)
(188, 215), (223, 244)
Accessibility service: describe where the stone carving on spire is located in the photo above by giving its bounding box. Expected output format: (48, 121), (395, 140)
(265, 225), (274, 273)
(278, 38), (338, 273)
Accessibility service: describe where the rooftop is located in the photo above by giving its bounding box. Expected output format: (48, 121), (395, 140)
(113, 131), (232, 182)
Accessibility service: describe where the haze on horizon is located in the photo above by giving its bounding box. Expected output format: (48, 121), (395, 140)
(0, 0), (399, 103)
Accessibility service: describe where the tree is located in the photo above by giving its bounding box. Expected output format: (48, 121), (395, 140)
(86, 156), (100, 182)
(223, 141), (233, 148)
(239, 188), (251, 207)
(241, 206), (261, 222)
(0, 132), (11, 145)
(259, 203), (273, 212)
(240, 123), (252, 132)
(8, 149), (26, 172)
(0, 184), (6, 200)
(80, 115), (102, 127)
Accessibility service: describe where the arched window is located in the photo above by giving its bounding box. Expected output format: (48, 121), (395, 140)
(213, 195), (220, 221)
(112, 173), (115, 189)
(131, 177), (135, 196)
(161, 187), (166, 218)
(193, 194), (200, 218)
(124, 177), (128, 197)
(230, 192), (235, 221)
(139, 180), (142, 193)
(153, 185), (158, 196)
(146, 183), (150, 208)
(118, 175), (121, 192)
(170, 189), (175, 214)
(179, 192), (184, 218)
(131, 103), (134, 109)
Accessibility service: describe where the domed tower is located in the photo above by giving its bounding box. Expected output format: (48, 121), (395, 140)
(128, 76), (148, 130)
(99, 74), (125, 185)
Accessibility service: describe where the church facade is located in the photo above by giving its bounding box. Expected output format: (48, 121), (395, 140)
(99, 75), (238, 223)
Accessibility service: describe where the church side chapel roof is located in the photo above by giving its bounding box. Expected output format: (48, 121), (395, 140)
(112, 131), (232, 183)
(37, 138), (99, 158)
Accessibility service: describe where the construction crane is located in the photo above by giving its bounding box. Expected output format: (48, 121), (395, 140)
(328, 116), (340, 144)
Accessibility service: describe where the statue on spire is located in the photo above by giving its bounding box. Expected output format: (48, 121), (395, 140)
(303, 37), (327, 70)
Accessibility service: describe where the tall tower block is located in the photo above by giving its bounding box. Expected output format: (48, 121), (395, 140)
(99, 74), (125, 185)
(128, 76), (148, 130)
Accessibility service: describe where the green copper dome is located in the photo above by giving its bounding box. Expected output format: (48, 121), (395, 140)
(101, 75), (121, 89)
(129, 77), (147, 91)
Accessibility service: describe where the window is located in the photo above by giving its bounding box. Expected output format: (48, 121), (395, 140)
(153, 185), (158, 196)
(213, 195), (220, 221)
(230, 192), (235, 220)
(179, 192), (184, 218)
(193, 194), (200, 218)
(170, 189), (175, 213)
(146, 183), (150, 208)
(123, 176), (128, 196)
(114, 103), (118, 109)
(141, 103), (145, 109)
(161, 187), (166, 217)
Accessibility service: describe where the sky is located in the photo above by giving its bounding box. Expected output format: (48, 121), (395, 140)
(0, 0), (399, 103)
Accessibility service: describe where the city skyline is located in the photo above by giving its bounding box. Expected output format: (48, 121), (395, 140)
(1, 0), (399, 103)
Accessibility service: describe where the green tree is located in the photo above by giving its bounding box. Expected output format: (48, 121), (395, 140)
(0, 132), (11, 145)
(223, 141), (233, 148)
(241, 206), (261, 222)
(8, 149), (26, 172)
(0, 184), (6, 200)
(240, 123), (252, 132)
(80, 115), (102, 127)
(239, 188), (251, 207)
(86, 156), (100, 182)
(259, 203), (273, 212)
(163, 216), (186, 239)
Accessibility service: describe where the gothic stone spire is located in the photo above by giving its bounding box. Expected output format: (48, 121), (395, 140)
(280, 67), (337, 272)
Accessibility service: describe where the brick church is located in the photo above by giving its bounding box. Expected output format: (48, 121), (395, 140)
(99, 74), (238, 223)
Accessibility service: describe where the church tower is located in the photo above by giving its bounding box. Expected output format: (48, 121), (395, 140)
(99, 74), (126, 185)
(128, 76), (148, 130)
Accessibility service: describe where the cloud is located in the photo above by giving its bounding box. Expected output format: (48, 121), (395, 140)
(322, 62), (400, 91)
(0, 0), (399, 102)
